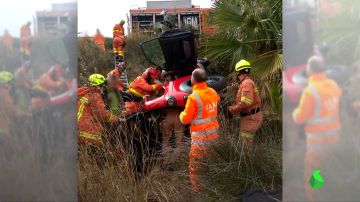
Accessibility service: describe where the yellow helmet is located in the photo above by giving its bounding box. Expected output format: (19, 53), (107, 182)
(89, 73), (106, 86)
(0, 71), (13, 84)
(235, 59), (251, 72)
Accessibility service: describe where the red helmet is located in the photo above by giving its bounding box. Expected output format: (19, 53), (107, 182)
(142, 67), (158, 79)
(48, 64), (63, 78)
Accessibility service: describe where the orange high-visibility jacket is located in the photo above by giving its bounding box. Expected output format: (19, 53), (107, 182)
(180, 82), (220, 146)
(77, 87), (118, 145)
(113, 36), (125, 55)
(35, 73), (64, 94)
(293, 72), (342, 147)
(113, 24), (124, 37)
(229, 76), (261, 114)
(93, 33), (105, 51)
(128, 76), (161, 97)
(125, 76), (162, 115)
(20, 25), (31, 38)
(32, 73), (66, 108)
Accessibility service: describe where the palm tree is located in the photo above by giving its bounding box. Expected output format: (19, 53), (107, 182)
(202, 0), (282, 114)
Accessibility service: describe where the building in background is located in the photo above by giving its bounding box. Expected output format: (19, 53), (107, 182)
(35, 2), (77, 35)
(128, 0), (215, 36)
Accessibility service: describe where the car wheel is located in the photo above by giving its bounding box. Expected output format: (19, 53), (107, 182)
(326, 64), (348, 84)
(207, 75), (227, 92)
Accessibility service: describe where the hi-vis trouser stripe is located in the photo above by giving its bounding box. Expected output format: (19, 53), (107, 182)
(191, 128), (219, 137)
(77, 97), (89, 121)
(191, 116), (217, 125)
(241, 96), (253, 105)
(79, 132), (102, 141)
(34, 84), (49, 94)
(306, 84), (340, 146)
(191, 138), (218, 146)
(129, 88), (144, 97)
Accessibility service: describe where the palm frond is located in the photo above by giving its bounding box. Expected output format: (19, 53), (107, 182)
(203, 0), (282, 115)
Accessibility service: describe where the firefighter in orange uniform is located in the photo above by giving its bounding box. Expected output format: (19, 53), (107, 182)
(20, 21), (31, 56)
(113, 36), (125, 58)
(107, 61), (126, 91)
(93, 28), (105, 51)
(32, 64), (67, 108)
(125, 67), (163, 115)
(179, 68), (220, 193)
(78, 74), (124, 164)
(113, 20), (126, 58)
(2, 30), (13, 51)
(228, 59), (263, 149)
(292, 56), (341, 201)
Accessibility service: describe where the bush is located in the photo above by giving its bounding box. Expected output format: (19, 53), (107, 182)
(78, 37), (113, 85)
(78, 112), (282, 201)
(78, 34), (156, 85)
(123, 33), (155, 80)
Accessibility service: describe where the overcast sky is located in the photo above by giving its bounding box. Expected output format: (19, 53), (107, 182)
(78, 0), (213, 37)
(0, 0), (76, 37)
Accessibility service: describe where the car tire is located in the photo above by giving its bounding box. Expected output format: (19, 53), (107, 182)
(326, 64), (348, 84)
(207, 75), (227, 92)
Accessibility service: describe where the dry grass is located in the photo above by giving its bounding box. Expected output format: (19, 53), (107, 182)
(78, 112), (282, 201)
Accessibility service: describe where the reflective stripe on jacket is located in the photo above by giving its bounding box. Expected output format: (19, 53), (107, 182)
(77, 87), (118, 145)
(35, 73), (63, 94)
(125, 76), (159, 115)
(128, 76), (158, 97)
(229, 76), (261, 114)
(293, 73), (342, 147)
(179, 82), (220, 146)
